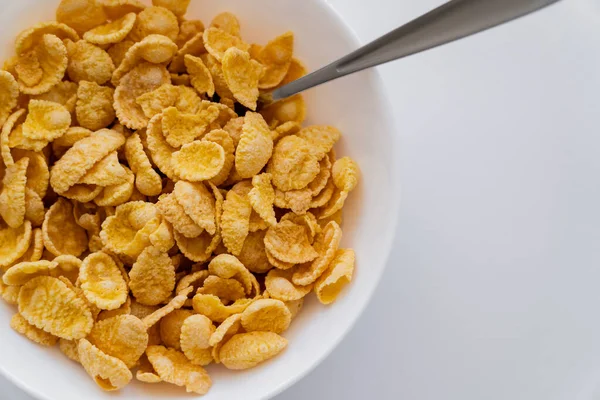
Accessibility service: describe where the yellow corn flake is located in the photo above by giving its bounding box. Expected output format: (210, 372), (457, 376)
(240, 298), (291, 334)
(151, 0), (189, 17)
(22, 100), (70, 142)
(272, 121), (301, 142)
(0, 281), (21, 305)
(31, 80), (78, 117)
(141, 286), (191, 328)
(3, 260), (58, 286)
(0, 220), (32, 271)
(221, 117), (242, 148)
(107, 40), (135, 67)
(219, 331), (287, 370)
(221, 190), (252, 256)
(15, 21), (79, 55)
(102, 0), (146, 20)
(265, 269), (312, 302)
(210, 12), (241, 37)
(0, 71), (19, 126)
(200, 53), (234, 101)
(129, 245), (176, 306)
(265, 246), (295, 270)
(58, 338), (80, 363)
(15, 51), (43, 87)
(50, 129), (125, 193)
(156, 193), (203, 238)
(56, 0), (107, 34)
(0, 157), (28, 228)
(135, 83), (178, 119)
(168, 33), (204, 73)
(162, 106), (218, 147)
(65, 40), (114, 85)
(75, 81), (115, 131)
(148, 218), (174, 252)
(248, 173), (276, 226)
(236, 230), (270, 274)
(175, 270), (208, 294)
(176, 20), (204, 46)
(17, 227), (44, 264)
(310, 178), (336, 209)
(292, 221), (342, 285)
(264, 220), (318, 264)
(281, 212), (321, 243)
(198, 275), (246, 303)
(159, 308), (192, 350)
(18, 276), (93, 339)
(129, 6), (179, 42)
(136, 354), (161, 383)
(192, 294), (252, 323)
(208, 313), (240, 349)
(4, 111), (47, 157)
(234, 113), (273, 179)
(278, 188), (313, 215)
(172, 140), (225, 182)
(331, 156), (360, 193)
(267, 135), (320, 191)
(144, 114), (178, 179)
(79, 251), (128, 310)
(51, 254), (82, 284)
(173, 181), (215, 235)
(114, 61), (171, 130)
(222, 48), (263, 110)
(112, 34), (178, 86)
(180, 314), (214, 366)
(208, 254), (258, 296)
(146, 345), (212, 394)
(129, 301), (160, 346)
(78, 338), (132, 391)
(84, 12), (136, 45)
(60, 183), (101, 202)
(94, 167), (135, 206)
(10, 313), (58, 347)
(17, 35), (68, 96)
(285, 298), (304, 320)
(88, 314), (148, 368)
(275, 57), (308, 89)
(314, 248), (355, 305)
(183, 54), (214, 96)
(52, 126), (92, 157)
(316, 185), (349, 219)
(204, 27), (250, 62)
(173, 229), (216, 262)
(308, 153), (332, 195)
(80, 151), (127, 186)
(260, 94), (307, 126)
(125, 133), (162, 196)
(42, 198), (88, 257)
(174, 85), (202, 113)
(196, 131), (231, 188)
(256, 32), (294, 89)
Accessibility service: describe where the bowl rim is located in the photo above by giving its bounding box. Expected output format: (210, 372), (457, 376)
(0, 1), (402, 399)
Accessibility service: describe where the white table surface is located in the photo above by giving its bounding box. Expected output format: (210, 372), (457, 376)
(5, 0), (600, 399)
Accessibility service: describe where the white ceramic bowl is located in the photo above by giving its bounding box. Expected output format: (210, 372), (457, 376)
(0, 1), (401, 399)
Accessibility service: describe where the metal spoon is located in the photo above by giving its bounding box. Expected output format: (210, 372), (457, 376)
(271, 0), (563, 101)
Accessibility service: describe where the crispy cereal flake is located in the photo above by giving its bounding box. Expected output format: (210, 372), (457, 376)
(75, 81), (115, 131)
(222, 48), (263, 110)
(129, 246), (176, 306)
(172, 141), (225, 182)
(88, 314), (148, 368)
(84, 12), (136, 45)
(78, 338), (133, 391)
(80, 251), (128, 310)
(146, 345), (212, 394)
(219, 331), (287, 370)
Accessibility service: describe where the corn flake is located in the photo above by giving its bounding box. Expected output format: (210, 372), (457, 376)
(240, 298), (291, 334)
(184, 54), (214, 97)
(219, 331), (287, 370)
(17, 227), (44, 264)
(10, 313), (58, 347)
(84, 12), (136, 45)
(221, 190), (252, 256)
(129, 245), (176, 306)
(176, 19), (204, 47)
(192, 294), (251, 323)
(0, 220), (32, 271)
(41, 198), (88, 257)
(146, 345), (212, 394)
(107, 40), (135, 67)
(172, 140), (225, 182)
(114, 62), (171, 130)
(275, 57), (308, 89)
(234, 112), (273, 179)
(56, 0), (107, 34)
(0, 157), (28, 228)
(180, 314), (214, 366)
(65, 40), (114, 85)
(264, 220), (318, 264)
(135, 83), (178, 119)
(141, 286), (191, 328)
(198, 275), (246, 303)
(22, 99), (70, 142)
(102, 0), (146, 20)
(78, 338), (133, 391)
(125, 133), (162, 196)
(136, 354), (161, 383)
(52, 254), (82, 284)
(88, 314), (148, 368)
(265, 269), (312, 302)
(162, 106), (217, 147)
(208, 254), (258, 296)
(156, 193), (203, 238)
(50, 128), (125, 193)
(15, 22), (79, 55)
(80, 251), (128, 310)
(314, 248), (355, 305)
(248, 173), (276, 226)
(260, 94), (307, 127)
(75, 81), (115, 131)
(210, 12), (241, 37)
(18, 275), (93, 339)
(158, 308), (192, 350)
(3, 260), (58, 286)
(201, 53), (234, 100)
(80, 151), (127, 186)
(94, 167), (135, 206)
(0, 71), (19, 126)
(18, 34), (68, 95)
(256, 32), (294, 89)
(267, 135), (320, 191)
(129, 6), (179, 42)
(222, 48), (263, 110)
(292, 221), (342, 285)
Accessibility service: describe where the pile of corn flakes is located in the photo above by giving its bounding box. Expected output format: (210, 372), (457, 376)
(0, 0), (359, 395)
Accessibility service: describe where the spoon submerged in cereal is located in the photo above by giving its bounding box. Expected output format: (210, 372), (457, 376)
(270, 0), (562, 102)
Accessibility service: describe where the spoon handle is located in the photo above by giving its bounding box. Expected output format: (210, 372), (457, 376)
(271, 0), (562, 101)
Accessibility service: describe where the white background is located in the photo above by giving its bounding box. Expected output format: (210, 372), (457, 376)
(5, 0), (600, 399)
